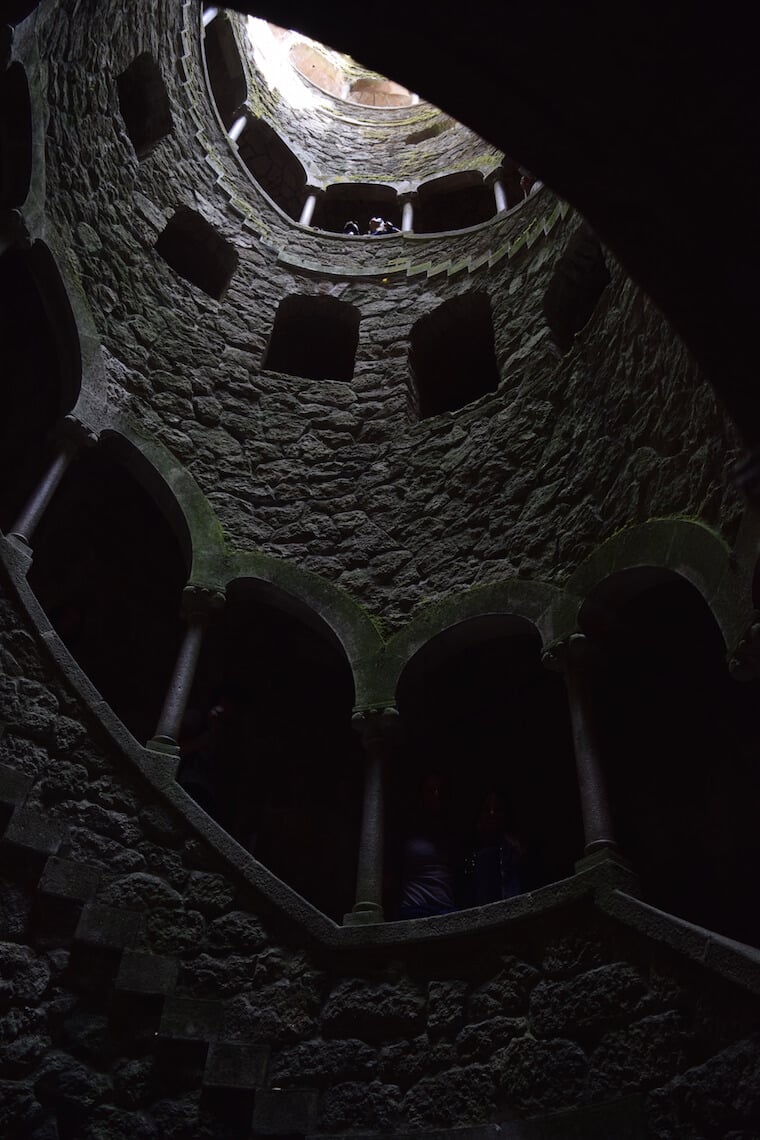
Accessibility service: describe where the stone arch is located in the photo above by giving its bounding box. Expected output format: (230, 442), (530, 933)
(543, 224), (611, 354)
(262, 293), (361, 382)
(181, 573), (363, 921)
(578, 564), (760, 946)
(408, 290), (500, 419)
(235, 114), (308, 221)
(0, 61), (33, 209)
(289, 41), (345, 98)
(26, 435), (189, 744)
(415, 170), (496, 234)
(313, 181), (400, 235)
(0, 240), (81, 532)
(223, 552), (384, 707)
(392, 608), (582, 913)
(202, 9), (247, 129)
(565, 519), (741, 651)
(347, 76), (415, 107)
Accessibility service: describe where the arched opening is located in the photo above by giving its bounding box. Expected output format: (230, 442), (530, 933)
(289, 42), (345, 98)
(415, 171), (496, 234)
(0, 62), (33, 209)
(392, 616), (581, 919)
(347, 77), (415, 107)
(312, 182), (400, 235)
(543, 225), (611, 354)
(236, 115), (307, 221)
(409, 292), (500, 419)
(154, 206), (238, 300)
(263, 294), (360, 382)
(178, 580), (360, 921)
(203, 11), (247, 128)
(116, 52), (173, 159)
(580, 570), (760, 947)
(0, 243), (80, 533)
(27, 442), (188, 745)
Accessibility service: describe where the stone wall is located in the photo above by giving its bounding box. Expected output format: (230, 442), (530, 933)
(2, 575), (760, 1139)
(33, 0), (742, 635)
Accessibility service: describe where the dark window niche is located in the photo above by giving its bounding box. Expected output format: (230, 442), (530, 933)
(543, 225), (611, 353)
(415, 172), (496, 234)
(117, 53), (173, 159)
(409, 292), (500, 419)
(155, 207), (238, 300)
(0, 62), (33, 209)
(263, 295), (360, 382)
(204, 12), (247, 128)
(237, 116), (307, 221)
(313, 182), (400, 235)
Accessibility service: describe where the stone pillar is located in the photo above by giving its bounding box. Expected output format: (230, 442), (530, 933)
(228, 113), (247, 142)
(147, 585), (225, 755)
(400, 193), (416, 232)
(299, 188), (321, 227)
(202, 6), (219, 26)
(543, 633), (617, 854)
(486, 168), (509, 213)
(344, 707), (398, 926)
(8, 415), (97, 547)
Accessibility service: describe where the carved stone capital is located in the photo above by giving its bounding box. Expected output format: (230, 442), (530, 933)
(54, 415), (99, 450)
(181, 584), (226, 621)
(351, 707), (399, 748)
(728, 611), (760, 680)
(541, 632), (588, 672)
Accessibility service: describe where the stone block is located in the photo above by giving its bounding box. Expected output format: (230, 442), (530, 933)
(74, 904), (142, 950)
(3, 807), (65, 859)
(115, 949), (178, 995)
(0, 762), (32, 808)
(159, 995), (222, 1042)
(253, 1087), (318, 1136)
(203, 1041), (269, 1089)
(38, 856), (100, 903)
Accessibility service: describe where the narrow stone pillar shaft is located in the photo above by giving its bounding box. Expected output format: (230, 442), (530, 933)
(401, 198), (414, 232)
(492, 177), (508, 213)
(546, 633), (616, 853)
(150, 586), (225, 753)
(9, 416), (96, 546)
(299, 193), (318, 227)
(228, 114), (247, 142)
(202, 6), (219, 26)
(344, 708), (398, 925)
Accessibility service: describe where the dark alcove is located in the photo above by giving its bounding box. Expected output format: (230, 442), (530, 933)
(393, 617), (582, 920)
(155, 206), (238, 300)
(543, 225), (611, 354)
(312, 182), (401, 235)
(263, 294), (361, 382)
(409, 291), (500, 418)
(116, 53), (173, 159)
(27, 442), (188, 745)
(203, 11), (247, 129)
(581, 569), (760, 948)
(0, 61), (33, 209)
(179, 581), (361, 922)
(237, 115), (307, 221)
(414, 172), (496, 234)
(0, 242), (80, 532)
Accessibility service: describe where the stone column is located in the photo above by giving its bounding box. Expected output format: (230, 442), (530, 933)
(399, 193), (416, 233)
(486, 168), (509, 213)
(298, 187), (322, 227)
(344, 707), (398, 926)
(543, 633), (617, 854)
(202, 6), (219, 26)
(147, 585), (225, 755)
(8, 415), (97, 547)
(228, 113), (247, 142)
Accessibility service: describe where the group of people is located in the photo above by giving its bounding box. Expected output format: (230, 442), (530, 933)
(343, 216), (400, 236)
(394, 774), (526, 920)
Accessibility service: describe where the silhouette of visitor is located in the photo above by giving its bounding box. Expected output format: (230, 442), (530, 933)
(464, 789), (524, 906)
(399, 773), (460, 919)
